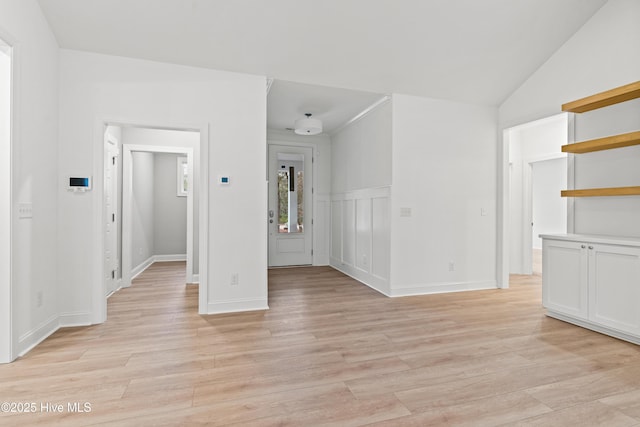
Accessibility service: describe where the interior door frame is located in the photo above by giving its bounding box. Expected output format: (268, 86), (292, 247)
(94, 118), (209, 322)
(121, 144), (194, 287)
(521, 153), (568, 275)
(103, 132), (119, 296)
(498, 112), (573, 287)
(0, 31), (15, 363)
(267, 143), (314, 267)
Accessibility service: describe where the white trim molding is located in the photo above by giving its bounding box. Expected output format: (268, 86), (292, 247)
(131, 254), (188, 281)
(389, 280), (498, 297)
(95, 118), (209, 320)
(17, 314), (59, 358)
(207, 298), (269, 315)
(59, 312), (93, 327)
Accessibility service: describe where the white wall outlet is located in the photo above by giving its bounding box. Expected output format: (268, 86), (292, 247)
(400, 207), (412, 217)
(481, 207), (487, 216)
(231, 273), (239, 286)
(449, 261), (455, 271)
(18, 203), (33, 219)
(138, 248), (143, 255)
(362, 254), (368, 267)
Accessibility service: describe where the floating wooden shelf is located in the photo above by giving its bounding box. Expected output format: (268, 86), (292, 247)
(562, 81), (640, 113)
(561, 186), (640, 198)
(562, 131), (640, 154)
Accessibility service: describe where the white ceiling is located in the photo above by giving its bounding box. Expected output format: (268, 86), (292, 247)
(267, 80), (384, 134)
(37, 0), (607, 119)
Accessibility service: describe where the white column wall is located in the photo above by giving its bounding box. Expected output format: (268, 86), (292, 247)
(0, 0), (60, 361)
(58, 50), (267, 321)
(391, 94), (497, 296)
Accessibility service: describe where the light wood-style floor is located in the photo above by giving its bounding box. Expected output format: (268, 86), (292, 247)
(2, 263), (640, 426)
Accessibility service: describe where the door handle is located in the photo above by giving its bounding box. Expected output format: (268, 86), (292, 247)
(269, 210), (274, 218)
(581, 245), (586, 249)
(588, 246), (594, 250)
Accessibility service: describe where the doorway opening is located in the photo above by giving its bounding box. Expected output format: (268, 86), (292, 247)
(99, 122), (205, 319)
(0, 36), (12, 363)
(501, 113), (569, 284)
(268, 144), (313, 267)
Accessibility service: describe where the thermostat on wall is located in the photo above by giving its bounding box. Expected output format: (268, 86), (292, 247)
(67, 176), (92, 192)
(219, 176), (230, 185)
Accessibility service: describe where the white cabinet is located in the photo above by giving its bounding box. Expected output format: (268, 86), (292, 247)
(542, 234), (640, 344)
(542, 239), (588, 320)
(589, 243), (640, 335)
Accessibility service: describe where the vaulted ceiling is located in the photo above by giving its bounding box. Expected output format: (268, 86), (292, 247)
(37, 0), (607, 107)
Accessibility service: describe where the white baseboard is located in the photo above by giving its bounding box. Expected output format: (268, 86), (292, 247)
(59, 311), (93, 327)
(17, 314), (59, 357)
(154, 254), (187, 262)
(330, 258), (391, 296)
(207, 298), (269, 314)
(132, 254), (188, 280)
(313, 256), (330, 267)
(188, 274), (199, 285)
(131, 256), (154, 280)
(389, 280), (498, 297)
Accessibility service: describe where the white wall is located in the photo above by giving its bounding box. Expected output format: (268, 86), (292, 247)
(58, 50), (267, 320)
(0, 37), (11, 363)
(330, 100), (392, 294)
(121, 127), (200, 271)
(508, 114), (567, 273)
(499, 0), (640, 248)
(532, 158), (567, 249)
(130, 151), (186, 269)
(131, 152), (155, 268)
(331, 100), (392, 193)
(572, 98), (640, 237)
(499, 0), (640, 128)
(267, 129), (332, 266)
(391, 94), (497, 296)
(154, 153), (187, 256)
(0, 0), (60, 361)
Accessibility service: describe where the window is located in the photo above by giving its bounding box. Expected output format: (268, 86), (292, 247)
(177, 156), (188, 197)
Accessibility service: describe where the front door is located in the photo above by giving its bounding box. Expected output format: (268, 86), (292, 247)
(268, 145), (313, 267)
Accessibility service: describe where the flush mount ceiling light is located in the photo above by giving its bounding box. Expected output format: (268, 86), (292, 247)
(294, 113), (323, 135)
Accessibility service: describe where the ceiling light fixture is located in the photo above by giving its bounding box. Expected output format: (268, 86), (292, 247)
(294, 113), (323, 135)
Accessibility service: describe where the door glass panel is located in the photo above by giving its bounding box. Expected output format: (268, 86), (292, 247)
(297, 171), (304, 232)
(276, 153), (304, 234)
(277, 170), (289, 233)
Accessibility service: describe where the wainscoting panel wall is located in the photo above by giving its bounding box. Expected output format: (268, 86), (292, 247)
(330, 187), (390, 295)
(313, 195), (331, 265)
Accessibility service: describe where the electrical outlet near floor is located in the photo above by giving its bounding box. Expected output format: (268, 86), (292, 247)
(230, 273), (239, 286)
(449, 261), (455, 272)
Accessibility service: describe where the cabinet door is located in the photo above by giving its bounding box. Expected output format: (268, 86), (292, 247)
(588, 244), (640, 335)
(542, 239), (588, 320)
